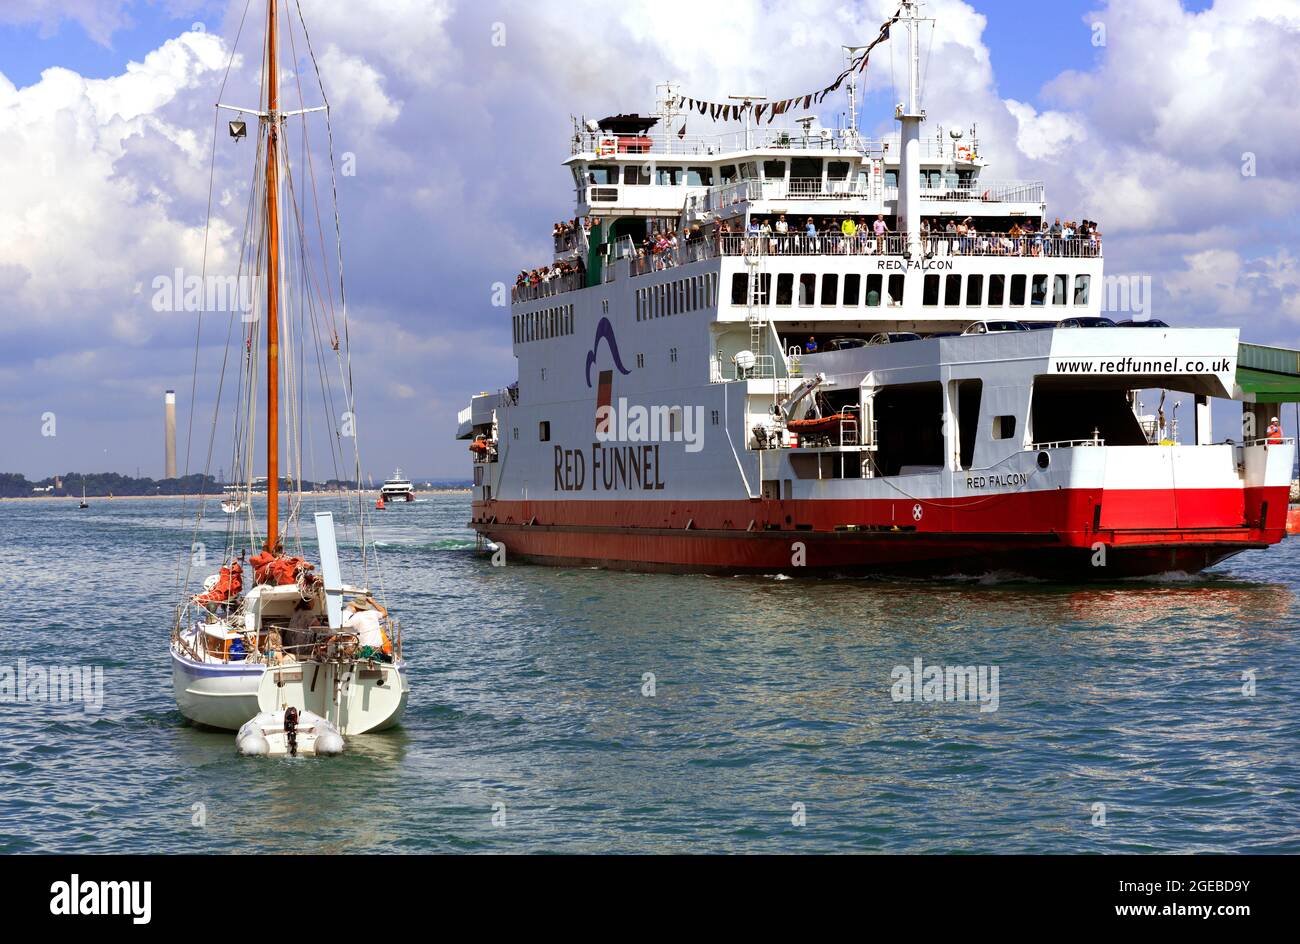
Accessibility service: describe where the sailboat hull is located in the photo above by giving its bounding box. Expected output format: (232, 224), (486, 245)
(171, 639), (409, 733)
(171, 646), (265, 731)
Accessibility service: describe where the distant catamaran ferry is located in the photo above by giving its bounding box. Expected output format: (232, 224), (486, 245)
(458, 1), (1293, 577)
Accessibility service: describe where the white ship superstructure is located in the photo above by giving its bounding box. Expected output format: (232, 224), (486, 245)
(458, 2), (1292, 577)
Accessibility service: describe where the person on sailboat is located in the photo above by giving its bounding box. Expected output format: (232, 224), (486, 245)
(342, 596), (393, 660)
(284, 598), (320, 656)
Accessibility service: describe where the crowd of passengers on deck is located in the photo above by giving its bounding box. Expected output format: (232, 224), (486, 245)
(520, 209), (1103, 297)
(516, 256), (585, 289)
(716, 214), (1102, 257)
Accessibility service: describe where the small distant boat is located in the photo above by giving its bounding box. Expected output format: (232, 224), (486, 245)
(379, 469), (415, 503)
(78, 482), (89, 509)
(221, 498), (247, 515)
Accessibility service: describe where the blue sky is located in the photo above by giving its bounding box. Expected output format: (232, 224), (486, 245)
(2, 0), (1298, 481)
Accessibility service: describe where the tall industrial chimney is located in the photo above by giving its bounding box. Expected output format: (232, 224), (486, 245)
(164, 390), (177, 479)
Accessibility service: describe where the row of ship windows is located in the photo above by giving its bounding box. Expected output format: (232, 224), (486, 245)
(636, 273), (719, 321)
(514, 304), (574, 344)
(728, 272), (1094, 308)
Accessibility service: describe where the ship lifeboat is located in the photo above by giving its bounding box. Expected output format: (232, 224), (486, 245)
(469, 436), (493, 455)
(787, 413), (854, 435)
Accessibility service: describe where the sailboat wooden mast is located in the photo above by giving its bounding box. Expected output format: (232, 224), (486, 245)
(264, 0), (281, 549)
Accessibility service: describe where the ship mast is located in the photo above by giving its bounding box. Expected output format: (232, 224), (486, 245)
(895, 0), (931, 258)
(264, 0), (281, 549)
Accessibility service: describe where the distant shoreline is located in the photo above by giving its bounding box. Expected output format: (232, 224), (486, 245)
(0, 489), (471, 503)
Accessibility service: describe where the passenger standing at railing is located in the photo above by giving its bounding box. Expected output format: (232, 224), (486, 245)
(760, 218), (774, 255)
(840, 216), (857, 256)
(805, 217), (817, 254)
(774, 214), (789, 256)
(823, 219), (840, 255)
(873, 214), (889, 256)
(858, 218), (870, 255)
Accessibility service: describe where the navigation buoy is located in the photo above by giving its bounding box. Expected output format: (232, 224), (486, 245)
(375, 498), (385, 510)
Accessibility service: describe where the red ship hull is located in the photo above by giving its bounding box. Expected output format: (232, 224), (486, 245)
(470, 485), (1288, 578)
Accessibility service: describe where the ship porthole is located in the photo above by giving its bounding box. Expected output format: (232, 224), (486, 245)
(1037, 451), (1050, 470)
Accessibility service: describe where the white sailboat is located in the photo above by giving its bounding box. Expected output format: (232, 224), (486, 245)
(170, 0), (408, 748)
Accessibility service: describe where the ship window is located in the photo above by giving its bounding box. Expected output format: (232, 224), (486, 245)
(843, 274), (861, 306)
(655, 166), (686, 185)
(720, 164), (737, 182)
(988, 274), (1006, 306)
(799, 274), (816, 306)
(623, 165), (650, 185)
(790, 157), (822, 184)
(967, 274), (984, 306)
(1031, 274), (1049, 306)
(821, 274), (839, 306)
(923, 274), (940, 306)
(588, 165), (618, 185)
(923, 169), (942, 188)
(992, 415), (1016, 440)
(776, 273), (794, 306)
(1053, 274), (1068, 305)
(1010, 274), (1027, 306)
(731, 273), (747, 305)
(889, 274), (904, 306)
(945, 274), (962, 306)
(730, 273), (770, 306)
(539, 421), (551, 442)
(739, 162), (758, 179)
(670, 347), (678, 363)
(762, 160), (787, 181)
(827, 161), (850, 181)
(865, 273), (882, 307)
(1074, 274), (1091, 306)
(636, 353), (645, 368)
(686, 166), (714, 186)
(884, 169), (898, 189)
(874, 383), (944, 476)
(956, 379), (983, 470)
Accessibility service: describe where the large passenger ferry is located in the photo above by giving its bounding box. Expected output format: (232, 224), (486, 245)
(457, 1), (1292, 577)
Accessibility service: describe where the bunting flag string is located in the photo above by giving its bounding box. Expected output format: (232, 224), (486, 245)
(671, 8), (897, 125)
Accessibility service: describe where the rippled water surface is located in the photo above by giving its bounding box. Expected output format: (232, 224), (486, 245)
(1, 493), (1297, 853)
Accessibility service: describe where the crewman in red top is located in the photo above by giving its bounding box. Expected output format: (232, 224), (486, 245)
(1267, 416), (1284, 444)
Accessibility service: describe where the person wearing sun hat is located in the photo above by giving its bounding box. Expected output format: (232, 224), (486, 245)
(342, 595), (392, 658)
